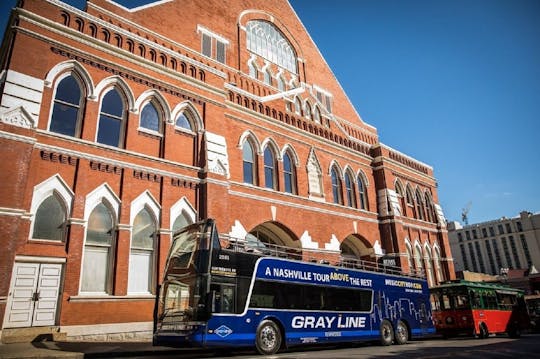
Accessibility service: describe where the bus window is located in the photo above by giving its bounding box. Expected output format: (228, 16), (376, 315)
(430, 293), (441, 311)
(469, 290), (481, 309)
(442, 294), (451, 310)
(497, 291), (517, 310)
(455, 294), (469, 309)
(211, 284), (235, 313)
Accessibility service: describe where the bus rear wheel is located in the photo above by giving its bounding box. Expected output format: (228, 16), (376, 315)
(255, 320), (282, 355)
(380, 320), (394, 346)
(478, 323), (489, 339)
(394, 320), (409, 345)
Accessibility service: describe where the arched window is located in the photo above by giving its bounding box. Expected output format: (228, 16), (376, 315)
(81, 202), (115, 293)
(246, 20), (297, 73)
(277, 76), (285, 91)
(415, 190), (425, 220)
(313, 106), (321, 124)
(344, 172), (356, 208)
(283, 151), (296, 194)
(414, 244), (424, 276)
(331, 167), (343, 205)
(424, 247), (434, 287)
(405, 243), (414, 274)
(175, 111), (193, 131)
(140, 101), (161, 133)
(242, 140), (256, 185)
(433, 247), (444, 283)
(304, 102), (312, 120)
(406, 186), (415, 218)
(172, 212), (192, 233)
(50, 74), (84, 137)
(32, 194), (67, 241)
(424, 194), (435, 223)
(395, 181), (405, 216)
(128, 207), (156, 294)
(248, 61), (258, 79)
(264, 69), (272, 86)
(263, 146), (277, 190)
(97, 88), (126, 147)
(357, 175), (368, 210)
(294, 97), (302, 115)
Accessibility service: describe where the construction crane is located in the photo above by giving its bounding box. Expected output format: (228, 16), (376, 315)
(461, 201), (472, 225)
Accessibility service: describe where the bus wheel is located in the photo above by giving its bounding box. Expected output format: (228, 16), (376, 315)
(394, 320), (409, 345)
(479, 323), (489, 339)
(256, 320), (282, 355)
(380, 320), (394, 346)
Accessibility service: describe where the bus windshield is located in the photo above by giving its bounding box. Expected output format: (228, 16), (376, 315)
(156, 221), (216, 326)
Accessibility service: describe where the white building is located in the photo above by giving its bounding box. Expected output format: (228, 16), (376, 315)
(448, 211), (540, 276)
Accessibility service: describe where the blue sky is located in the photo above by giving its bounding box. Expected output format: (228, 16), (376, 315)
(1, 0), (538, 224)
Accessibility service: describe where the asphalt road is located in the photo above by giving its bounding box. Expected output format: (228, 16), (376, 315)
(127, 333), (540, 359)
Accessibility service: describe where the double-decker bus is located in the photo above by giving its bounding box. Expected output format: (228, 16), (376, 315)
(429, 280), (529, 339)
(153, 219), (435, 355)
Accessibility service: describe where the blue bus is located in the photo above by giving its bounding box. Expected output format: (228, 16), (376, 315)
(153, 219), (435, 354)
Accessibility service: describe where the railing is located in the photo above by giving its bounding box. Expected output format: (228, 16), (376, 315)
(219, 234), (425, 279)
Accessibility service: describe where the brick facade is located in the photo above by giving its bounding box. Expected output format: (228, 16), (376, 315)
(0, 0), (454, 340)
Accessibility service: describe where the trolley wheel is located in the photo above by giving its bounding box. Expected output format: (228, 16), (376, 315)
(255, 319), (282, 355)
(380, 319), (394, 346)
(479, 323), (489, 339)
(394, 320), (409, 345)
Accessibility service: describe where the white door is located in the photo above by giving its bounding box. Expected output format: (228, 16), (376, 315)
(4, 262), (62, 328)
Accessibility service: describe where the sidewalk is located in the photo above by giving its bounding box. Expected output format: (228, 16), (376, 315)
(0, 340), (193, 358)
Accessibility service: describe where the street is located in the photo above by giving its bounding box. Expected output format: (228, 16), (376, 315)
(123, 333), (540, 359)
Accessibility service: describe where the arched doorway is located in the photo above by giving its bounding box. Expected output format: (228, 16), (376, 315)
(340, 234), (376, 267)
(247, 221), (300, 259)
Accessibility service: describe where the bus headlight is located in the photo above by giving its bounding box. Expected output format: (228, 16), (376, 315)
(445, 316), (454, 325)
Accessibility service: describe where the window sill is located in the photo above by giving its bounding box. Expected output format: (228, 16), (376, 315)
(137, 127), (163, 138)
(28, 239), (66, 246)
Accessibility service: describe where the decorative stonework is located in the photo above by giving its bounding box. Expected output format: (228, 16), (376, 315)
(434, 204), (446, 227)
(206, 131), (229, 178)
(306, 149), (324, 200)
(0, 106), (35, 129)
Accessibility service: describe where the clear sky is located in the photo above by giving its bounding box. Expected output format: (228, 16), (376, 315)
(1, 0), (538, 225)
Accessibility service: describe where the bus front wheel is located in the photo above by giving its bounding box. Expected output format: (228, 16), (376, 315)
(255, 320), (282, 355)
(478, 323), (489, 339)
(380, 320), (394, 346)
(394, 320), (409, 345)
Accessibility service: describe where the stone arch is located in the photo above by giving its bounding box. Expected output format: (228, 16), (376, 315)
(261, 137), (282, 161)
(248, 221), (300, 248)
(280, 143), (299, 166)
(340, 234), (375, 263)
(134, 89), (171, 121)
(170, 101), (204, 131)
(94, 76), (135, 110)
(44, 60), (94, 99)
(170, 197), (197, 232)
(237, 130), (262, 154)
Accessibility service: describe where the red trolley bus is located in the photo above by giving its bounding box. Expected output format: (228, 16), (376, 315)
(429, 280), (529, 338)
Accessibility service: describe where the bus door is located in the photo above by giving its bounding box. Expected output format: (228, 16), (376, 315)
(210, 283), (236, 314)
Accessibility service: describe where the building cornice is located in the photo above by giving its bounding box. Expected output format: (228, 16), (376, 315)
(40, 1), (227, 78)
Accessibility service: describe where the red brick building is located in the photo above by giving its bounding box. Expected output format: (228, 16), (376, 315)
(0, 0), (455, 341)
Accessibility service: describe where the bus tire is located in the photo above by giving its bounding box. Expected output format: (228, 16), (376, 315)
(380, 320), (394, 346)
(394, 320), (409, 345)
(255, 319), (282, 355)
(479, 323), (489, 339)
